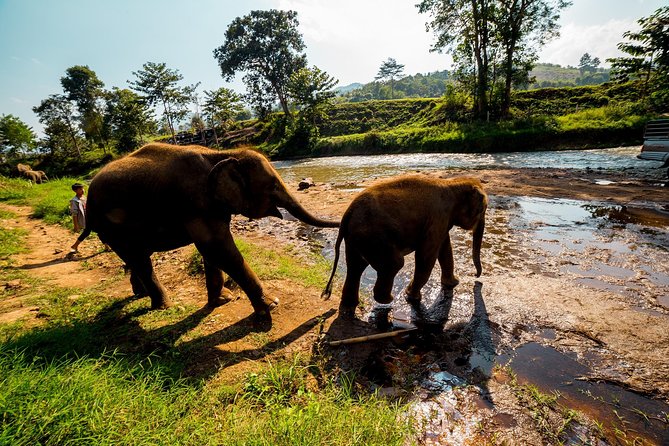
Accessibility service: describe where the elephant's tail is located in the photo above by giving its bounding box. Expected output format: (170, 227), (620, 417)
(321, 228), (345, 300)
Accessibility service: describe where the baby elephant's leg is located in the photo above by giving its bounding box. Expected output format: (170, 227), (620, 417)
(406, 243), (440, 302)
(369, 250), (404, 304)
(438, 234), (459, 288)
(340, 244), (369, 316)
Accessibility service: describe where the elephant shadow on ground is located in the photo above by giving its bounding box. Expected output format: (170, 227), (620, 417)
(95, 295), (338, 381)
(14, 250), (104, 271)
(320, 281), (497, 396)
(4, 289), (337, 384)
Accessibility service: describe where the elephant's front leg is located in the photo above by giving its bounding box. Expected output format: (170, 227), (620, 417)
(405, 244), (439, 303)
(438, 233), (459, 289)
(204, 259), (236, 307)
(194, 227), (278, 320)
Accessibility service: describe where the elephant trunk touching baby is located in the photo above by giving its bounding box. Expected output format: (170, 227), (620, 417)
(86, 143), (339, 323)
(322, 174), (487, 316)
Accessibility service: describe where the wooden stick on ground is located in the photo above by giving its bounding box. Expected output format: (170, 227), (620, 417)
(328, 328), (417, 346)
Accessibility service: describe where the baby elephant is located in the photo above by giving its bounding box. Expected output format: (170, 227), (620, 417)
(322, 175), (487, 315)
(23, 169), (48, 184)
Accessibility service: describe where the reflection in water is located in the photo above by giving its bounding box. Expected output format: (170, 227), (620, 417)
(274, 146), (649, 183)
(504, 196), (669, 309)
(501, 342), (669, 445)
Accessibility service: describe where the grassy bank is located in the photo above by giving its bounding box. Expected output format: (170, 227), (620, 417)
(0, 176), (87, 228)
(253, 81), (654, 158)
(311, 103), (648, 157)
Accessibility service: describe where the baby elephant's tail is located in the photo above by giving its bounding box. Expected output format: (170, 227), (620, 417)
(321, 229), (344, 300)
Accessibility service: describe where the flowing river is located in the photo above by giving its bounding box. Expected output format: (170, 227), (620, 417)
(274, 146), (654, 184)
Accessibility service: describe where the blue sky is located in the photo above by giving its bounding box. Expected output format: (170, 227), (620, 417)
(1, 0), (665, 134)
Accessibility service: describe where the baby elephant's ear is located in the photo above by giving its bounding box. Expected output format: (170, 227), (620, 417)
(207, 158), (247, 213)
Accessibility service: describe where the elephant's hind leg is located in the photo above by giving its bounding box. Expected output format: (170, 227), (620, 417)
(204, 259), (235, 307)
(368, 250), (404, 305)
(340, 243), (369, 316)
(125, 253), (171, 309)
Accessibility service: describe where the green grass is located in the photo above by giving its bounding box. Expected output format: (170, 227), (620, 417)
(188, 238), (331, 289)
(0, 348), (411, 445)
(0, 176), (86, 227)
(313, 103), (649, 156)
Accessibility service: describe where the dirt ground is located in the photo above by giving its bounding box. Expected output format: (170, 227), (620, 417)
(1, 165), (668, 445)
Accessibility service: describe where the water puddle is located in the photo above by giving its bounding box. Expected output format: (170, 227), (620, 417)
(505, 196), (669, 311)
(500, 342), (669, 445)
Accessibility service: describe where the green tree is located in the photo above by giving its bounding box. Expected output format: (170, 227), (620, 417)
(608, 6), (669, 104)
(33, 94), (82, 157)
(578, 53), (600, 74)
(288, 66), (338, 116)
(104, 88), (155, 153)
(281, 66), (338, 155)
(375, 58), (405, 99)
(495, 0), (570, 117)
(418, 0), (569, 119)
(418, 0), (495, 119)
(213, 9), (307, 117)
(60, 65), (106, 146)
(0, 114), (37, 160)
(202, 87), (244, 145)
(129, 62), (197, 142)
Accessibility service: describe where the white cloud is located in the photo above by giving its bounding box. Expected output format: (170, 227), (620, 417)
(276, 0), (450, 84)
(30, 57), (42, 65)
(539, 19), (639, 67)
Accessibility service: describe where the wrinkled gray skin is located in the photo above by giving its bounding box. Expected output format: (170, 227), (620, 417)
(86, 143), (339, 322)
(22, 169), (45, 184)
(322, 175), (487, 317)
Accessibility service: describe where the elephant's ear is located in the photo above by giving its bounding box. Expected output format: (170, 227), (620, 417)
(207, 158), (247, 213)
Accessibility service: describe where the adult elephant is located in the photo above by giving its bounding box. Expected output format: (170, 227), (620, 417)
(86, 143), (339, 322)
(322, 175), (487, 316)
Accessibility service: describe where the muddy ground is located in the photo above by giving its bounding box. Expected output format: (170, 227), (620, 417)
(1, 165), (668, 445)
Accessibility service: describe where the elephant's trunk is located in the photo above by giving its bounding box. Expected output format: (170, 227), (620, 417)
(276, 188), (340, 228)
(472, 217), (484, 277)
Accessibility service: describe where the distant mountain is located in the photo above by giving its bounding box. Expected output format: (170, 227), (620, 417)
(338, 70), (451, 101)
(334, 83), (363, 94)
(529, 63), (610, 88)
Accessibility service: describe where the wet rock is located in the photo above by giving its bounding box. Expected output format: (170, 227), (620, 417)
(298, 177), (315, 190)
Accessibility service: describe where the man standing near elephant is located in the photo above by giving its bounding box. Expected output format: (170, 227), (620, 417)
(68, 183), (88, 254)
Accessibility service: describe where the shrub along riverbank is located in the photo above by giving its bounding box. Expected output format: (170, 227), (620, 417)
(261, 81), (655, 159)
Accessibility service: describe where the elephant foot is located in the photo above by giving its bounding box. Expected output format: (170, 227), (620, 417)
(404, 287), (422, 304)
(250, 295), (279, 323)
(373, 294), (394, 305)
(338, 304), (356, 319)
(150, 297), (173, 310)
(442, 276), (460, 289)
(207, 287), (237, 308)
